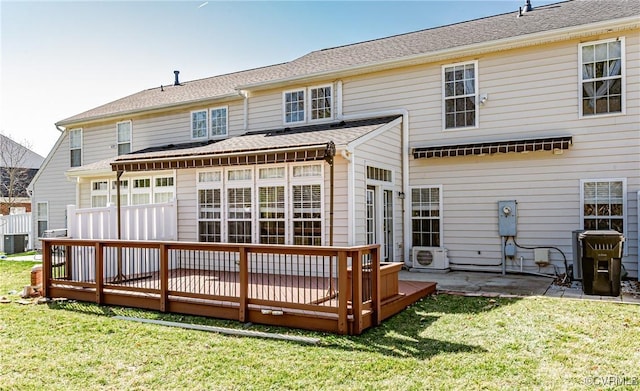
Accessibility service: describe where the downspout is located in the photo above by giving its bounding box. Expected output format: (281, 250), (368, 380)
(340, 147), (354, 245)
(325, 143), (336, 246)
(240, 90), (249, 131)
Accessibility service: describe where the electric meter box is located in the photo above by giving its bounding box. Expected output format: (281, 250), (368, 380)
(498, 200), (517, 236)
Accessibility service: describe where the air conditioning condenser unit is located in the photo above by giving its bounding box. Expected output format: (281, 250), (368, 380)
(411, 247), (449, 272)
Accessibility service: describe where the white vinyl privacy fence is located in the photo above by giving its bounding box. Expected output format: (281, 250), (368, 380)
(67, 201), (177, 241)
(0, 213), (32, 253)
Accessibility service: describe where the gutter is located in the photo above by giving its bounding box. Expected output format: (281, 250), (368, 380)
(237, 16), (640, 92)
(56, 92), (243, 128)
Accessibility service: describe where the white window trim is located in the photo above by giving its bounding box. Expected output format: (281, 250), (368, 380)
(282, 89), (306, 125)
(110, 179), (129, 206)
(578, 37), (626, 119)
(579, 178), (627, 256)
(209, 106), (229, 139)
(441, 60), (479, 131)
(308, 84), (333, 123)
(197, 169), (224, 240)
(410, 185), (444, 248)
(116, 120), (132, 155)
(290, 163), (325, 246)
(153, 175), (175, 203)
(195, 164), (325, 245)
(90, 180), (109, 208)
(283, 84), (334, 125)
(131, 177), (152, 205)
(69, 128), (83, 167)
(257, 164), (289, 244)
(191, 109), (209, 140)
(36, 201), (49, 238)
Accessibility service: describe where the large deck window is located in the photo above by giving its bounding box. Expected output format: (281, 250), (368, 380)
(196, 163), (323, 245)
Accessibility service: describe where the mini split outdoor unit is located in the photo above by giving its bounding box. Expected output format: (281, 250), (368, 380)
(411, 247), (449, 271)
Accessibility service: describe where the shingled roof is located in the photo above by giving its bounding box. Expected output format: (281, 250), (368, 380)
(57, 0), (640, 126)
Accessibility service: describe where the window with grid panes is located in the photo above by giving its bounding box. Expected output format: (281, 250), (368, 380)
(582, 179), (625, 233)
(411, 187), (441, 247)
(443, 62), (477, 129)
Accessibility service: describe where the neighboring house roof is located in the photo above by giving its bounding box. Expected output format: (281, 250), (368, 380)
(0, 134), (45, 169)
(66, 116), (401, 175)
(56, 0), (640, 127)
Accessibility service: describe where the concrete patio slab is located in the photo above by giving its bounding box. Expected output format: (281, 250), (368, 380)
(399, 269), (640, 304)
(399, 270), (553, 297)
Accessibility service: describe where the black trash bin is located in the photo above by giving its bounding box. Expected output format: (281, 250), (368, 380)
(579, 230), (624, 296)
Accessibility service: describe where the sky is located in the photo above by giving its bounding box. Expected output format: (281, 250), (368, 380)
(0, 0), (559, 157)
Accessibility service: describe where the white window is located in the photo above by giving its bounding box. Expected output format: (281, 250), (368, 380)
(210, 107), (228, 138)
(116, 121), (132, 155)
(69, 128), (82, 167)
(581, 179), (625, 235)
(191, 110), (208, 139)
(131, 178), (151, 205)
(196, 165), (324, 245)
(91, 180), (109, 208)
(411, 186), (442, 247)
(110, 180), (128, 206)
(310, 85), (332, 120)
(443, 61), (477, 129)
(292, 184), (322, 246)
(284, 89), (305, 124)
(36, 202), (48, 238)
(192, 107), (228, 139)
(197, 170), (222, 242)
(154, 176), (175, 203)
(579, 38), (624, 117)
(258, 186), (286, 244)
(283, 85), (333, 124)
(227, 187), (252, 243)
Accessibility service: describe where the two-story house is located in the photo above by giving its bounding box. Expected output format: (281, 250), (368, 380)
(31, 0), (639, 278)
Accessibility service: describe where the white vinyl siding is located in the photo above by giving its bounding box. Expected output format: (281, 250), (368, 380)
(69, 128), (82, 167)
(116, 121), (132, 155)
(579, 38), (625, 117)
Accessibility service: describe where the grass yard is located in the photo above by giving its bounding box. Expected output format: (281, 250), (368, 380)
(1, 260), (639, 390)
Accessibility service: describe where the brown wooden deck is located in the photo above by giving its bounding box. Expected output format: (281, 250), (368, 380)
(42, 239), (436, 335)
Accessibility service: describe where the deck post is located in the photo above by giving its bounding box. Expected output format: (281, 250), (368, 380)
(337, 250), (348, 334)
(352, 250), (363, 334)
(42, 240), (51, 298)
(64, 244), (72, 280)
(95, 242), (103, 304)
(160, 243), (168, 312)
(371, 246), (381, 326)
(238, 247), (248, 322)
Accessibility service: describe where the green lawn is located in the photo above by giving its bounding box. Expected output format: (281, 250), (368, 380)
(1, 261), (638, 390)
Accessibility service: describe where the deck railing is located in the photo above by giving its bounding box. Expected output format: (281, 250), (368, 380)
(42, 239), (381, 335)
